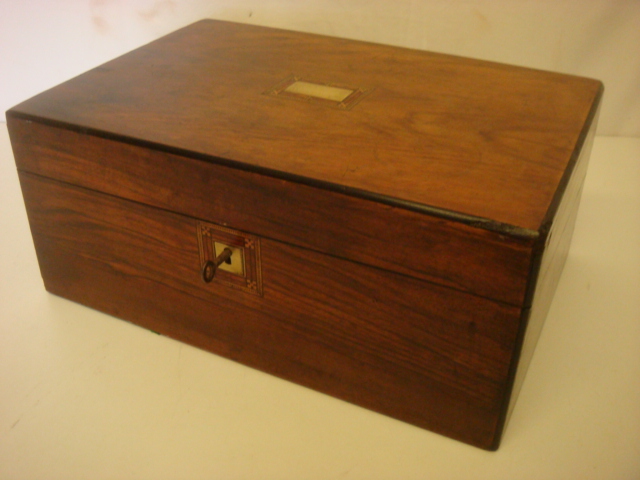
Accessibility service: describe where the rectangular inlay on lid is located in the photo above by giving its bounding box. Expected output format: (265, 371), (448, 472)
(285, 81), (354, 102)
(265, 75), (372, 110)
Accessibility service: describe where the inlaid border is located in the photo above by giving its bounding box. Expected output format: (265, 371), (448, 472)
(197, 221), (263, 296)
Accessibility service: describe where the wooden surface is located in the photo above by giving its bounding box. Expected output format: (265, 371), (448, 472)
(7, 19), (602, 231)
(5, 20), (604, 450)
(8, 118), (534, 306)
(501, 105), (600, 435)
(3, 130), (639, 478)
(18, 171), (522, 449)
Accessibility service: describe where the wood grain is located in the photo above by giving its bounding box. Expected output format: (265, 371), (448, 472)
(9, 118), (534, 306)
(7, 19), (602, 230)
(7, 20), (604, 450)
(497, 104), (601, 443)
(19, 172), (522, 449)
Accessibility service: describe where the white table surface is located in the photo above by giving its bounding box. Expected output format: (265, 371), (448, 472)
(1, 123), (639, 479)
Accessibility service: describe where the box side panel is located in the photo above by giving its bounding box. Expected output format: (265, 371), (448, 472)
(7, 118), (534, 306)
(18, 171), (522, 449)
(493, 102), (600, 448)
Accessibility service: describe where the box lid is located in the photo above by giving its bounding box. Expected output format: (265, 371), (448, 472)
(9, 19), (602, 235)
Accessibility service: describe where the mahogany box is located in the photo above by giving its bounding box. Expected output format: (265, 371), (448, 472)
(7, 20), (603, 450)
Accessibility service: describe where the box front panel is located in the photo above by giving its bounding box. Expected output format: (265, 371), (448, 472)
(8, 118), (535, 307)
(18, 171), (522, 449)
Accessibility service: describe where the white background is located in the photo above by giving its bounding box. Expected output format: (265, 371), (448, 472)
(1, 1), (639, 479)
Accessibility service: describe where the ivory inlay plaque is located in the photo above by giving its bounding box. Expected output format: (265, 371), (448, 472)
(265, 75), (372, 110)
(284, 81), (354, 102)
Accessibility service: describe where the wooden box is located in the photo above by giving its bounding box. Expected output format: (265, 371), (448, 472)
(7, 20), (602, 450)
